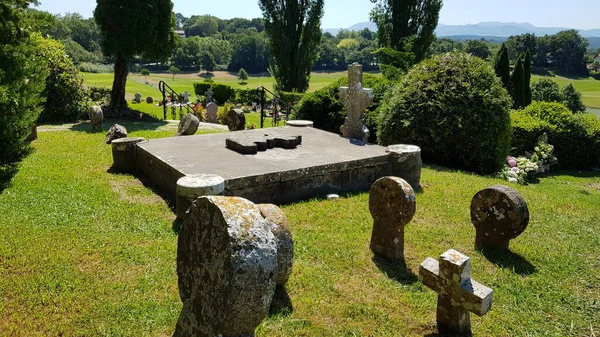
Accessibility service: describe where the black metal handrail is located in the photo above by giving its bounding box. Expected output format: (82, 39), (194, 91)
(158, 81), (202, 121)
(256, 86), (298, 128)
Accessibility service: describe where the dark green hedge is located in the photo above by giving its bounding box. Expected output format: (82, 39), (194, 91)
(193, 83), (212, 97)
(377, 52), (513, 174)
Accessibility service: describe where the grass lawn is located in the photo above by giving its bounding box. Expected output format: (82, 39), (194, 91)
(532, 74), (600, 108)
(0, 126), (599, 336)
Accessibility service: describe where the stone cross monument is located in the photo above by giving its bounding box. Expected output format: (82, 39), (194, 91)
(204, 88), (214, 102)
(181, 90), (192, 103)
(339, 63), (373, 142)
(419, 249), (494, 337)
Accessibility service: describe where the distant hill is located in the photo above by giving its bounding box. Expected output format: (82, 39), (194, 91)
(323, 21), (600, 39)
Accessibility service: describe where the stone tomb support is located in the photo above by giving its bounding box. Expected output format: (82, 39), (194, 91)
(111, 137), (146, 173)
(369, 176), (416, 261)
(176, 174), (225, 219)
(175, 196), (282, 336)
(470, 185), (530, 250)
(419, 249), (493, 337)
(385, 144), (422, 190)
(339, 63), (374, 142)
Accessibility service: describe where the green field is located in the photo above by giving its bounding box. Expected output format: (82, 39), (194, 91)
(532, 74), (600, 108)
(0, 126), (598, 336)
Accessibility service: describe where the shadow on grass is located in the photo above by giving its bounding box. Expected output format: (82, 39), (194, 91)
(68, 119), (170, 134)
(480, 248), (537, 276)
(372, 254), (419, 285)
(269, 285), (293, 317)
(0, 164), (18, 194)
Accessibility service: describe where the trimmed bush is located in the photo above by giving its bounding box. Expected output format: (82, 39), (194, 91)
(278, 92), (305, 105)
(210, 83), (235, 104)
(377, 52), (513, 174)
(512, 101), (600, 169)
(234, 88), (258, 105)
(531, 78), (562, 103)
(193, 83), (212, 97)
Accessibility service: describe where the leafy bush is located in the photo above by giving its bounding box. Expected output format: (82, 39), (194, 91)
(78, 62), (114, 73)
(210, 83), (235, 104)
(234, 88), (258, 105)
(36, 37), (89, 123)
(561, 83), (586, 113)
(511, 101), (600, 169)
(377, 52), (513, 174)
(193, 83), (212, 96)
(87, 86), (112, 101)
(140, 68), (150, 77)
(293, 74), (391, 140)
(278, 91), (304, 105)
(531, 78), (562, 103)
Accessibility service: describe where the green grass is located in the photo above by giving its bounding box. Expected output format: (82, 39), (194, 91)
(532, 74), (600, 108)
(82, 71), (344, 121)
(1, 126), (599, 336)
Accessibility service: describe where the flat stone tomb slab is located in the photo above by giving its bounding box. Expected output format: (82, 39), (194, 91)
(136, 126), (396, 204)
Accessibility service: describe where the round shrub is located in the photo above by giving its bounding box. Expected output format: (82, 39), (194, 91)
(512, 101), (600, 169)
(531, 78), (562, 103)
(210, 83), (235, 104)
(377, 52), (513, 174)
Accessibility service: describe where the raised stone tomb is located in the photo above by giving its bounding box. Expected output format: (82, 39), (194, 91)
(136, 126), (422, 204)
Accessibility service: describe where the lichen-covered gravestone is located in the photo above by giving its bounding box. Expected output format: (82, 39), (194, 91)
(224, 108), (246, 131)
(419, 249), (493, 337)
(105, 124), (128, 144)
(206, 102), (219, 123)
(134, 92), (142, 103)
(175, 196), (277, 337)
(176, 113), (200, 136)
(470, 185), (530, 250)
(258, 203), (294, 286)
(89, 105), (103, 132)
(369, 176), (416, 261)
(339, 63), (374, 142)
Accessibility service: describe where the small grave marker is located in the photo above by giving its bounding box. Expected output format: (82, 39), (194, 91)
(419, 249), (493, 337)
(204, 88), (214, 102)
(206, 102), (219, 123)
(470, 185), (530, 250)
(369, 176), (416, 261)
(181, 90), (192, 103)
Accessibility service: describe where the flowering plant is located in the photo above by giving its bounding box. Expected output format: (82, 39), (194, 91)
(498, 134), (557, 184)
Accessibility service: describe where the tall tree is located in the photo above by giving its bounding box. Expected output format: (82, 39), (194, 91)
(511, 55), (525, 109)
(523, 49), (532, 106)
(369, 0), (443, 62)
(494, 43), (510, 89)
(259, 0), (324, 92)
(505, 33), (536, 62)
(465, 39), (491, 59)
(94, 0), (176, 109)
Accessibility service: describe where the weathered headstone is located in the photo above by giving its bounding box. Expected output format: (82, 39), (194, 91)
(146, 96), (154, 104)
(134, 92), (142, 103)
(369, 176), (416, 261)
(470, 185), (530, 250)
(176, 113), (200, 136)
(175, 196), (277, 337)
(206, 102), (219, 123)
(339, 63), (373, 142)
(224, 108), (246, 131)
(176, 174), (225, 220)
(204, 88), (214, 102)
(385, 144), (422, 190)
(105, 124), (128, 144)
(258, 203), (294, 286)
(111, 137), (146, 173)
(419, 249), (494, 337)
(181, 90), (192, 103)
(226, 134), (302, 155)
(89, 105), (104, 132)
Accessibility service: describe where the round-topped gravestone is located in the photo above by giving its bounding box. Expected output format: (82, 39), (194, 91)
(224, 108), (246, 131)
(110, 137), (146, 173)
(258, 203), (293, 286)
(105, 124), (128, 144)
(176, 174), (225, 219)
(175, 196), (277, 337)
(286, 120), (314, 127)
(176, 113), (200, 136)
(206, 102), (219, 123)
(470, 185), (529, 250)
(385, 144), (422, 190)
(369, 176), (416, 261)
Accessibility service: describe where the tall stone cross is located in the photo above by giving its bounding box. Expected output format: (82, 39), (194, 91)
(339, 63), (373, 142)
(204, 88), (214, 102)
(419, 249), (493, 337)
(181, 90), (192, 103)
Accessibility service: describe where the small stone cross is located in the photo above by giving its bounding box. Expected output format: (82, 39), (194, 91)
(419, 249), (493, 337)
(339, 63), (373, 142)
(204, 88), (214, 102)
(181, 90), (192, 103)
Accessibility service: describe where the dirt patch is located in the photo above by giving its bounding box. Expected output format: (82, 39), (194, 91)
(110, 179), (166, 206)
(585, 183), (600, 191)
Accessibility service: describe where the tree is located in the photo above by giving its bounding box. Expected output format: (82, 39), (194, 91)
(185, 15), (218, 37)
(201, 51), (216, 73)
(494, 43), (510, 89)
(140, 68), (150, 78)
(227, 32), (270, 73)
(549, 30), (588, 75)
(523, 49), (532, 106)
(369, 0), (443, 62)
(168, 65), (180, 80)
(531, 78), (562, 103)
(505, 33), (537, 63)
(94, 0), (176, 109)
(259, 0), (324, 92)
(511, 55), (525, 109)
(238, 68), (249, 84)
(561, 83), (586, 113)
(465, 39), (491, 59)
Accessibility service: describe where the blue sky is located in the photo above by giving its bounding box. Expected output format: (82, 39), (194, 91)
(35, 0), (600, 30)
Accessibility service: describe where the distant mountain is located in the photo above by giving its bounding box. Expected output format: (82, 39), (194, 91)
(323, 21), (600, 38)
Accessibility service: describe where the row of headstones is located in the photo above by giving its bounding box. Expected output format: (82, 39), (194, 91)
(172, 174), (530, 336)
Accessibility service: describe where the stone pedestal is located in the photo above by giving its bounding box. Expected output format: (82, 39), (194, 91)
(111, 137), (146, 173)
(369, 176), (416, 261)
(420, 249), (494, 337)
(471, 185), (530, 250)
(176, 174), (225, 219)
(386, 144), (422, 190)
(175, 196), (277, 337)
(286, 120), (314, 128)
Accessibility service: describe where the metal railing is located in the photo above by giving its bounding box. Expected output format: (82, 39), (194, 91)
(256, 86), (297, 128)
(158, 81), (203, 121)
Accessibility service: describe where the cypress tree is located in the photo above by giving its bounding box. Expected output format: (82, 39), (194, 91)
(523, 49), (532, 106)
(494, 43), (510, 89)
(511, 55), (525, 109)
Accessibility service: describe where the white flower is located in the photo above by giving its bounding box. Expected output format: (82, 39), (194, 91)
(508, 177), (518, 183)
